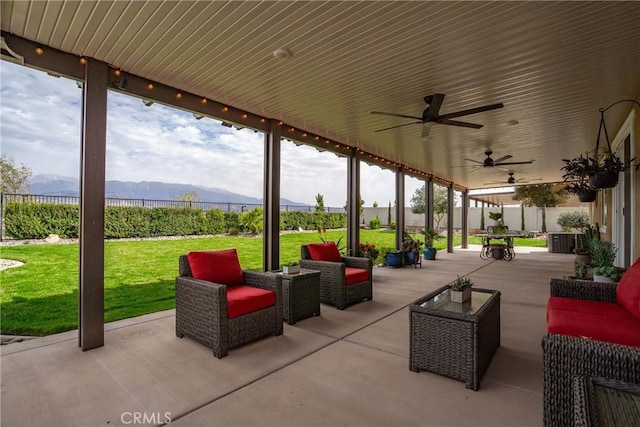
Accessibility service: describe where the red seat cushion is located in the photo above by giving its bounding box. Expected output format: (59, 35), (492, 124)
(227, 285), (276, 319)
(547, 296), (640, 347)
(307, 243), (342, 262)
(345, 267), (369, 286)
(187, 249), (243, 285)
(616, 257), (640, 320)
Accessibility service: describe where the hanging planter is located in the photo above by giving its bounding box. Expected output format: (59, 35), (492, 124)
(561, 153), (598, 203)
(587, 105), (635, 189)
(577, 188), (597, 203)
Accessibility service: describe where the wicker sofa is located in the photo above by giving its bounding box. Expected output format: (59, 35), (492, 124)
(542, 258), (640, 426)
(175, 249), (283, 358)
(300, 243), (372, 310)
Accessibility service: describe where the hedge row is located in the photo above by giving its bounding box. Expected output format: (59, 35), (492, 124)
(3, 202), (346, 239)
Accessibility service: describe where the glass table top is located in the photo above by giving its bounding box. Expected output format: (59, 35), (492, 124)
(419, 288), (492, 315)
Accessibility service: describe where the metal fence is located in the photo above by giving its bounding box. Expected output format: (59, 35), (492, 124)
(0, 193), (345, 213)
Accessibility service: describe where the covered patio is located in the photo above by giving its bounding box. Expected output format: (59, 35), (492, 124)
(1, 2), (639, 426)
(2, 247), (564, 426)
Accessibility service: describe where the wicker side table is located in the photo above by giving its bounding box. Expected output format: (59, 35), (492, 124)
(276, 269), (321, 325)
(573, 376), (640, 427)
(409, 285), (501, 391)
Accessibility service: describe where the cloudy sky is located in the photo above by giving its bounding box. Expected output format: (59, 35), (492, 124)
(0, 61), (423, 208)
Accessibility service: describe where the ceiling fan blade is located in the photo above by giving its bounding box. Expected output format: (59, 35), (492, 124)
(437, 118), (483, 129)
(374, 121), (423, 132)
(483, 180), (503, 185)
(421, 123), (432, 138)
(463, 158), (484, 165)
(371, 111), (423, 121)
(493, 155), (513, 164)
(494, 160), (534, 166)
(439, 102), (504, 119)
(438, 119), (483, 129)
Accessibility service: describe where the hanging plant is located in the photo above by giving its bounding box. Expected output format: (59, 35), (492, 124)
(561, 153), (598, 202)
(586, 101), (639, 189)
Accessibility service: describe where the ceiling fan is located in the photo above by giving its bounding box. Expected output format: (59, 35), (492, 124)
(484, 172), (542, 185)
(371, 93), (504, 137)
(465, 150), (534, 169)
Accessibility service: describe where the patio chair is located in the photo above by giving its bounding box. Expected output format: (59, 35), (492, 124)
(175, 249), (283, 358)
(300, 242), (372, 310)
(542, 263), (640, 426)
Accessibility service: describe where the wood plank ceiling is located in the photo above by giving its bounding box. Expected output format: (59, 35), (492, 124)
(2, 1), (639, 190)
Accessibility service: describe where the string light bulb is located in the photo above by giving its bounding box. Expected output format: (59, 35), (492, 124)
(201, 98), (207, 105)
(222, 106), (229, 112)
(176, 92), (182, 99)
(35, 47), (44, 55)
(113, 69), (121, 76)
(242, 113), (248, 119)
(79, 57), (87, 65)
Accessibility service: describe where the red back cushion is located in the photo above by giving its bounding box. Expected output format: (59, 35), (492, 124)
(307, 243), (342, 262)
(616, 257), (640, 319)
(187, 249), (243, 285)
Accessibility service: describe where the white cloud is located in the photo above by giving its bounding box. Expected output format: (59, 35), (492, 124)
(1, 61), (424, 208)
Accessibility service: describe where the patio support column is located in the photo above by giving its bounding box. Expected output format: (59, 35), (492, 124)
(263, 121), (281, 271)
(347, 153), (360, 256)
(395, 168), (405, 250)
(461, 190), (469, 249)
(447, 184), (454, 253)
(425, 178), (434, 231)
(79, 58), (108, 351)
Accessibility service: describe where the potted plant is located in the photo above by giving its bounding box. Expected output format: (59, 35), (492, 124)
(561, 154), (598, 202)
(423, 227), (443, 260)
(488, 212), (507, 234)
(283, 262), (300, 275)
(401, 231), (423, 265)
(573, 223), (599, 280)
(384, 249), (404, 268)
(588, 151), (625, 189)
(589, 239), (621, 282)
(450, 275), (473, 303)
(358, 241), (380, 264)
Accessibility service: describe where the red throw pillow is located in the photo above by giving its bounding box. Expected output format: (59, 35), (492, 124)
(307, 243), (342, 262)
(187, 249), (243, 285)
(616, 257), (640, 319)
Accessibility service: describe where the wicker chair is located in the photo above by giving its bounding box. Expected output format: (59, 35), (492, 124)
(542, 278), (640, 426)
(299, 244), (372, 310)
(175, 253), (283, 358)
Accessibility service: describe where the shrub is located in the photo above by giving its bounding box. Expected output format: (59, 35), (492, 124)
(389, 220), (396, 229)
(369, 217), (381, 229)
(557, 210), (589, 231)
(4, 202), (78, 239)
(205, 208), (225, 234)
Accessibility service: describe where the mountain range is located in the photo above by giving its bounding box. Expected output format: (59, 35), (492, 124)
(30, 174), (306, 206)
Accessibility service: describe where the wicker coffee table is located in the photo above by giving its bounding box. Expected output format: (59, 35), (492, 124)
(409, 285), (501, 391)
(275, 269), (321, 325)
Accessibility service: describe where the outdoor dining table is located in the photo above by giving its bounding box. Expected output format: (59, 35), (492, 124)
(473, 233), (522, 261)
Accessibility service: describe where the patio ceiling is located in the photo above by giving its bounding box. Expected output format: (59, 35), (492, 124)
(2, 1), (639, 190)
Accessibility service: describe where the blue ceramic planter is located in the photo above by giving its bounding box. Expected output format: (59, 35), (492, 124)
(385, 252), (403, 268)
(423, 247), (437, 260)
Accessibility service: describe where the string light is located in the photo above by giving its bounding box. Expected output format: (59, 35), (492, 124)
(302, 133), (307, 137)
(201, 98), (207, 105)
(79, 57), (87, 65)
(221, 106), (228, 112)
(146, 83), (154, 90)
(259, 118), (266, 123)
(176, 92), (182, 99)
(113, 69), (121, 76)
(277, 121), (283, 126)
(242, 113), (248, 119)
(35, 47), (44, 55)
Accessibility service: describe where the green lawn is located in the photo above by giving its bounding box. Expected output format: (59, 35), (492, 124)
(0, 230), (546, 335)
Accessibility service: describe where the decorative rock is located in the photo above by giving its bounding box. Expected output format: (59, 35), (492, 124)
(45, 234), (61, 243)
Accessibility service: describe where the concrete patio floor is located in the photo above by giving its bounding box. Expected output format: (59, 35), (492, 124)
(1, 246), (571, 427)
